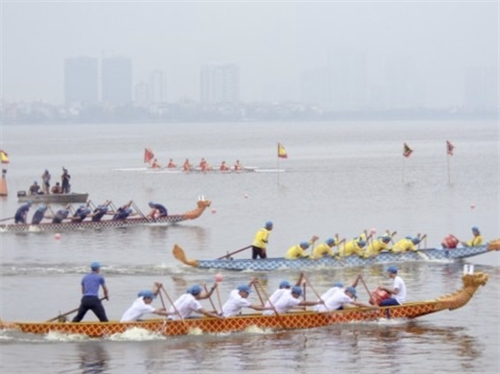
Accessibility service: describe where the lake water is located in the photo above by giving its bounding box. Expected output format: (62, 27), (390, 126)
(0, 120), (499, 373)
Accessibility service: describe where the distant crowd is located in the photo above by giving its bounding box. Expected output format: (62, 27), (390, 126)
(28, 167), (71, 195)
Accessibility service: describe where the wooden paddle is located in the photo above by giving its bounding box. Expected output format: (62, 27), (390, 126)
(203, 284), (219, 314)
(217, 245), (252, 260)
(0, 216), (14, 223)
(46, 297), (106, 322)
(358, 274), (372, 298)
(302, 274), (331, 314)
(255, 279), (287, 330)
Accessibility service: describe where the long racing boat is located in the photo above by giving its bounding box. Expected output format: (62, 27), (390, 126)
(0, 272), (488, 338)
(172, 240), (500, 271)
(0, 199), (211, 233)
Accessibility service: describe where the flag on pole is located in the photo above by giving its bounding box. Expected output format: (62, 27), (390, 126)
(144, 148), (154, 163)
(403, 143), (413, 158)
(278, 143), (288, 159)
(0, 150), (9, 164)
(446, 140), (454, 156)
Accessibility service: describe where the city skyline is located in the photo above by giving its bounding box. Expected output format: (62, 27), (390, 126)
(2, 2), (498, 109)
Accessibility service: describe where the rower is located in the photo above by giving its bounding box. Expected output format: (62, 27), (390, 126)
(112, 201), (135, 221)
(90, 201), (111, 222)
(51, 205), (71, 223)
(31, 205), (49, 225)
(147, 202), (168, 219)
(15, 201), (33, 224)
(71, 204), (91, 222)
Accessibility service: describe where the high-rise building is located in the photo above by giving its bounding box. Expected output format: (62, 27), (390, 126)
(200, 63), (239, 104)
(150, 70), (166, 104)
(101, 56), (132, 106)
(464, 66), (498, 111)
(64, 57), (99, 106)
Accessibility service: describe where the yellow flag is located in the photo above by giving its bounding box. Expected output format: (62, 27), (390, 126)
(278, 143), (288, 159)
(0, 150), (9, 164)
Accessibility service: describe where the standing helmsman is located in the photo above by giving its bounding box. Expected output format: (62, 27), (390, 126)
(72, 262), (109, 322)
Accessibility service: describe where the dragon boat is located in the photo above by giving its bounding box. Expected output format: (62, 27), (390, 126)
(172, 240), (500, 271)
(0, 272), (488, 338)
(0, 199), (211, 233)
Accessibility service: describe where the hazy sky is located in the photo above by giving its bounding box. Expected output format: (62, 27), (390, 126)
(1, 1), (498, 106)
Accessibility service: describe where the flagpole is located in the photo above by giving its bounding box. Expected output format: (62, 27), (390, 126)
(447, 154), (451, 184)
(402, 157), (405, 184)
(277, 143), (280, 186)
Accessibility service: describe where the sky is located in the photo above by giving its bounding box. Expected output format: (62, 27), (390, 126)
(1, 1), (498, 106)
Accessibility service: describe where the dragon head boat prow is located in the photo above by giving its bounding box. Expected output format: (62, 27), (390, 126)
(435, 271), (488, 311)
(181, 198), (211, 220)
(487, 239), (500, 251)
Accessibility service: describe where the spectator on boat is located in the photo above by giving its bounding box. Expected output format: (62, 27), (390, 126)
(284, 236), (318, 259)
(168, 284), (223, 320)
(51, 182), (63, 194)
(14, 201), (33, 224)
(461, 226), (483, 247)
(167, 159), (177, 168)
(61, 168), (71, 194)
(72, 261), (109, 323)
(339, 237), (367, 257)
(41, 169), (51, 194)
(314, 285), (374, 312)
(31, 205), (49, 225)
(270, 286), (321, 314)
(220, 161), (230, 171)
(183, 158), (193, 172)
(311, 237), (341, 259)
(29, 181), (41, 195)
(251, 221), (273, 259)
(150, 158), (161, 169)
(120, 283), (171, 322)
(391, 236), (421, 253)
(71, 204), (91, 222)
(364, 234), (394, 257)
(147, 202), (168, 219)
(90, 201), (111, 222)
(112, 201), (135, 221)
(222, 284), (270, 317)
(234, 160), (243, 171)
(51, 205), (71, 224)
(379, 265), (406, 307)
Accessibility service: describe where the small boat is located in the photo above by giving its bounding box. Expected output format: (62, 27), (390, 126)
(0, 199), (211, 233)
(17, 191), (89, 204)
(172, 240), (500, 271)
(0, 272), (488, 338)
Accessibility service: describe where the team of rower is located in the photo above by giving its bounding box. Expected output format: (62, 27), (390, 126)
(13, 200), (168, 225)
(149, 157), (245, 172)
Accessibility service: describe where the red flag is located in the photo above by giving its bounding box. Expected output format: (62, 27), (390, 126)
(144, 148), (154, 163)
(403, 143), (413, 158)
(278, 143), (288, 159)
(0, 150), (9, 164)
(446, 141), (454, 156)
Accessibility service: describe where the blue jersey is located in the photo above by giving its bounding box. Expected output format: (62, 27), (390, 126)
(81, 272), (105, 297)
(15, 204), (31, 223)
(151, 203), (168, 216)
(31, 207), (48, 224)
(91, 206), (109, 222)
(112, 208), (132, 221)
(52, 209), (70, 223)
(73, 207), (91, 222)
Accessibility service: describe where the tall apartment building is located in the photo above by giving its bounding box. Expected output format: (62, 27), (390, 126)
(200, 63), (239, 104)
(101, 56), (132, 106)
(64, 57), (99, 106)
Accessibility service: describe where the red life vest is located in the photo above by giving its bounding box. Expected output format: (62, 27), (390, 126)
(442, 235), (459, 249)
(369, 287), (390, 306)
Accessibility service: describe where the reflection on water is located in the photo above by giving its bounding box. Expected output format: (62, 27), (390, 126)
(77, 342), (109, 374)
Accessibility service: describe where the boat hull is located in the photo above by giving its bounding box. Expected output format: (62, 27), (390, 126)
(174, 244), (496, 271)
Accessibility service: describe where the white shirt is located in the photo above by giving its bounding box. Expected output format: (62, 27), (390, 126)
(268, 292), (302, 314)
(263, 288), (290, 315)
(393, 276), (407, 304)
(319, 286), (342, 301)
(120, 297), (156, 322)
(314, 291), (353, 312)
(222, 289), (252, 317)
(168, 293), (203, 320)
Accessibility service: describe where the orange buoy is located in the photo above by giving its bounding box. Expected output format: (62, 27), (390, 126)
(0, 169), (7, 196)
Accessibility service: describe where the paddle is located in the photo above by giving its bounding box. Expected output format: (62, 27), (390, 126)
(0, 216), (14, 223)
(203, 284), (219, 314)
(159, 285), (188, 328)
(358, 274), (372, 297)
(302, 274), (331, 314)
(217, 245), (252, 260)
(255, 279), (287, 330)
(214, 274), (223, 312)
(46, 297), (106, 322)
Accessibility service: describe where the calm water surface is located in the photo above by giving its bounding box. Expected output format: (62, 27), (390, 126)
(0, 120), (499, 373)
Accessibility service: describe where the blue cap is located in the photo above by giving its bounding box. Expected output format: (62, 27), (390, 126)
(358, 240), (366, 247)
(326, 238), (335, 246)
(27, 201), (33, 206)
(405, 236), (412, 240)
(300, 242), (310, 249)
(90, 261), (101, 270)
(125, 208), (133, 214)
(472, 226), (480, 233)
(265, 221), (273, 228)
(345, 286), (357, 298)
(137, 290), (147, 297)
(334, 282), (344, 288)
(148, 202), (154, 207)
(237, 285), (251, 294)
(141, 290), (156, 299)
(412, 237), (420, 244)
(39, 205), (47, 210)
(189, 285), (202, 296)
(291, 286), (303, 296)
(279, 280), (291, 289)
(382, 235), (391, 243)
(387, 265), (398, 274)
